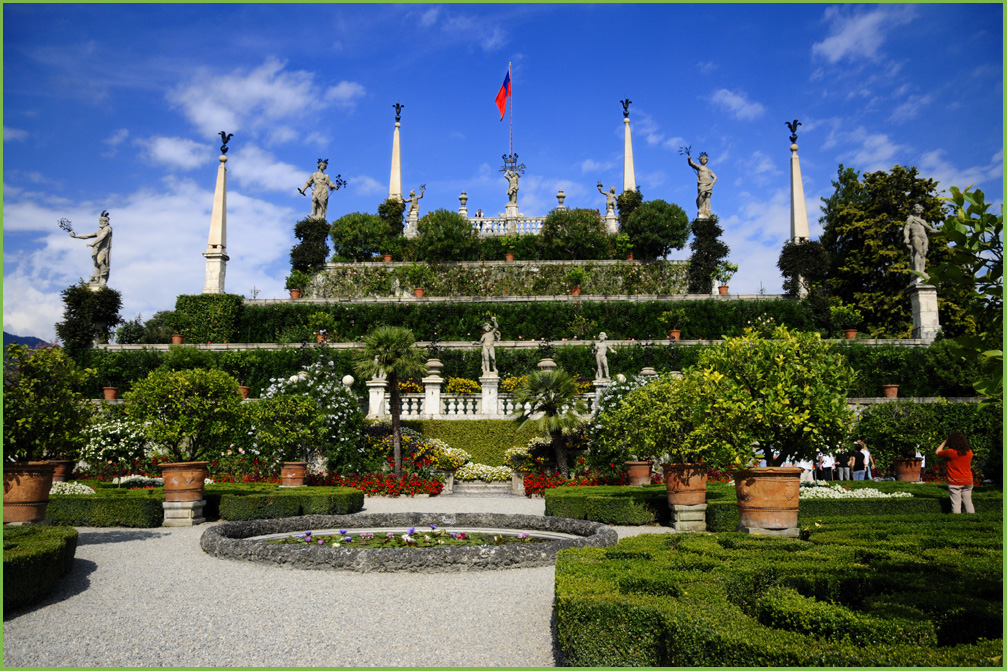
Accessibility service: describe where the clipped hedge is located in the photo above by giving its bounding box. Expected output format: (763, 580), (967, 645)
(3, 525), (79, 610)
(554, 513), (1003, 666)
(174, 293), (244, 344)
(48, 489), (166, 527)
(401, 420), (541, 466)
(215, 487), (364, 520)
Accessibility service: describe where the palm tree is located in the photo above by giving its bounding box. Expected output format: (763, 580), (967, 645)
(511, 369), (588, 478)
(354, 326), (427, 476)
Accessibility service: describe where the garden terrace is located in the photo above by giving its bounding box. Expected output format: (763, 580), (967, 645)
(200, 512), (618, 572)
(554, 512), (1003, 666)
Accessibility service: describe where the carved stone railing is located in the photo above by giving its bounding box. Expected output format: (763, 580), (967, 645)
(470, 216), (545, 237)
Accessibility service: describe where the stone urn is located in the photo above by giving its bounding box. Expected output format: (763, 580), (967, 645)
(662, 463), (708, 506)
(893, 457), (923, 482)
(3, 461), (56, 524)
(624, 461), (652, 486)
(733, 466), (802, 536)
(160, 461), (209, 502)
(280, 462), (308, 487)
(49, 459), (76, 483)
(103, 386), (119, 400)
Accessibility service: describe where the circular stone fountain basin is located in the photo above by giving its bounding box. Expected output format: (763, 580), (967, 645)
(200, 512), (618, 573)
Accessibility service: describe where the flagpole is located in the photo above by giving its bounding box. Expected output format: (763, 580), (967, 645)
(508, 62), (513, 158)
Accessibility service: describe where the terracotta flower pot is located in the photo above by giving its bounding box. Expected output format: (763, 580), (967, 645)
(625, 461), (652, 486)
(718, 285), (729, 295)
(49, 459), (76, 483)
(103, 386), (118, 400)
(238, 386), (251, 399)
(733, 466), (802, 535)
(171, 334), (184, 345)
(571, 286), (582, 297)
(668, 329), (681, 341)
(316, 333), (326, 343)
(893, 457), (923, 482)
(281, 462), (308, 487)
(843, 329), (858, 340)
(3, 462), (56, 524)
(383, 254), (393, 262)
(160, 461), (209, 502)
(626, 253), (634, 261)
(663, 463), (708, 506)
(289, 289), (302, 299)
(505, 253), (515, 262)
(413, 287), (425, 298)
(881, 384), (899, 398)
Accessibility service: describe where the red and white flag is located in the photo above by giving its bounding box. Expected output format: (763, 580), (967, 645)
(495, 70), (511, 120)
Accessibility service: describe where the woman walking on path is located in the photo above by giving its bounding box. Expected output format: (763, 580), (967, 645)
(935, 432), (975, 514)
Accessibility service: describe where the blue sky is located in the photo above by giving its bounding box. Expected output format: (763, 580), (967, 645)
(3, 3), (1003, 341)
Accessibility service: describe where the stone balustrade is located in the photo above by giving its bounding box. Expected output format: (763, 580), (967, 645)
(470, 216), (545, 237)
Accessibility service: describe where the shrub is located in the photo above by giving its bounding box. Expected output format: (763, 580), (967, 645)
(687, 215), (729, 293)
(218, 487), (364, 520)
(623, 199), (690, 260)
(173, 293), (244, 343)
(3, 525), (79, 610)
(443, 376), (480, 394)
(290, 217), (331, 271)
(330, 212), (389, 262)
(455, 463), (512, 481)
(778, 238), (830, 298)
(124, 368), (244, 462)
(80, 415), (152, 473)
(616, 188), (644, 228)
(115, 315), (146, 344)
(539, 208), (611, 260)
(244, 394), (325, 463)
(55, 281), (123, 357)
(3, 344), (94, 462)
(377, 197), (406, 237)
(47, 489), (166, 527)
(415, 209), (480, 262)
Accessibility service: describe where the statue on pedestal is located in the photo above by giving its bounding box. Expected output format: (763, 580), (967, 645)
(478, 316), (501, 375)
(298, 158), (344, 220)
(69, 210), (113, 286)
(681, 147), (717, 219)
(597, 183), (618, 218)
(404, 186), (425, 219)
(903, 203), (939, 284)
(504, 169), (520, 205)
(593, 332), (612, 380)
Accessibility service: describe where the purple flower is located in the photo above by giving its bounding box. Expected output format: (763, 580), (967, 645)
(339, 529), (347, 535)
(407, 527), (416, 535)
(343, 536), (352, 543)
(429, 524), (437, 530)
(449, 532), (457, 539)
(317, 539), (324, 545)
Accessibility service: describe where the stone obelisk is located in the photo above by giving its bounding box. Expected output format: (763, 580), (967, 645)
(789, 144), (810, 242)
(621, 99), (636, 194)
(389, 103), (403, 201)
(202, 133), (231, 294)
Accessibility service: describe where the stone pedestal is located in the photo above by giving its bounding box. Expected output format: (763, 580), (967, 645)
(435, 470), (455, 495)
(162, 500), (206, 527)
(593, 380), (610, 415)
(480, 374), (499, 416)
(366, 379), (388, 419)
(511, 471), (526, 496)
(669, 504), (707, 532)
(504, 202), (520, 232)
(909, 283), (940, 342)
(423, 371), (443, 418)
(604, 211), (619, 235)
(458, 191), (468, 218)
(404, 211), (419, 239)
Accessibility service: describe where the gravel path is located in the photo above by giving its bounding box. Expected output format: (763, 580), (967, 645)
(2, 495), (670, 667)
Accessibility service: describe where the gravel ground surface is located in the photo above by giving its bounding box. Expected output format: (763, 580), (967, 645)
(3, 495), (670, 667)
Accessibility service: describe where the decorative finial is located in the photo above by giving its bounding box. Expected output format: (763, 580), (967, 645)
(620, 99), (632, 118)
(393, 103), (404, 123)
(499, 153), (526, 175)
(219, 131), (233, 154)
(785, 119), (801, 144)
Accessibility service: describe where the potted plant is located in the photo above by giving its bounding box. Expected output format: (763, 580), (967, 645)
(3, 345), (94, 523)
(164, 311), (186, 345)
(285, 269), (312, 299)
(829, 301), (864, 340)
(501, 235), (518, 262)
(616, 233), (635, 261)
(124, 368), (244, 503)
(245, 395), (323, 488)
(307, 311), (337, 343)
(713, 261), (738, 295)
(657, 304), (688, 341)
(688, 327), (857, 535)
(855, 402), (936, 481)
(401, 263), (434, 298)
(566, 265), (588, 297)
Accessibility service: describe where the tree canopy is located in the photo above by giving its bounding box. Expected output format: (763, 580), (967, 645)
(623, 199), (690, 260)
(687, 215), (729, 294)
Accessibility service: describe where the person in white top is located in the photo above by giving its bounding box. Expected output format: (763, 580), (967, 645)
(818, 451), (835, 481)
(861, 443), (876, 480)
(797, 458), (815, 483)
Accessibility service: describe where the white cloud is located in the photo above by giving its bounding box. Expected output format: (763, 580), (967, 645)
(889, 93), (934, 123)
(837, 127), (907, 172)
(579, 159), (613, 174)
(351, 175), (384, 196)
(734, 151), (781, 187)
(812, 5), (916, 64)
(324, 81), (366, 107)
(4, 127), (29, 142)
(917, 148), (1004, 195)
(419, 7), (441, 27)
(228, 144), (304, 194)
(697, 61), (717, 75)
(139, 136), (213, 171)
(710, 89), (765, 121)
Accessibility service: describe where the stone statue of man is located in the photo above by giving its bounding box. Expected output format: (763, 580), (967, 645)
(404, 187), (425, 217)
(70, 210), (113, 285)
(686, 152), (717, 219)
(478, 316), (501, 375)
(299, 159), (340, 219)
(597, 183), (617, 217)
(903, 203), (939, 283)
(593, 332), (611, 380)
(504, 169), (520, 205)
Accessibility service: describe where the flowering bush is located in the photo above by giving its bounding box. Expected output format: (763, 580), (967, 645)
(262, 359), (365, 472)
(243, 394), (324, 463)
(81, 416), (153, 470)
(49, 481), (96, 495)
(501, 375), (528, 393)
(444, 376), (481, 394)
(397, 378), (424, 394)
(305, 471), (443, 496)
(415, 438), (470, 470)
(798, 483), (913, 500)
(455, 463), (513, 481)
(504, 444), (536, 472)
(523, 469), (631, 497)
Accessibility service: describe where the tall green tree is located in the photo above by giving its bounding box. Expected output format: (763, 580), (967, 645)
(330, 212), (390, 262)
(623, 199), (690, 260)
(289, 217), (331, 272)
(415, 209), (480, 262)
(616, 188), (644, 228)
(511, 369), (588, 478)
(539, 208), (610, 261)
(818, 164), (977, 338)
(55, 281), (123, 359)
(686, 215), (729, 294)
(378, 197), (406, 235)
(353, 326), (427, 476)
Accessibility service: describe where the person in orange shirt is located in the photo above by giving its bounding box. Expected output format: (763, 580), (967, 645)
(935, 432), (975, 514)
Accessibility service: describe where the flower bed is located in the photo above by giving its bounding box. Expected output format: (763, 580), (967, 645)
(304, 472), (444, 497)
(268, 524), (544, 548)
(799, 483), (914, 499)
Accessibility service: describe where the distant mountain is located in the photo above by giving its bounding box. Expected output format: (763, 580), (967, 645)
(3, 331), (48, 349)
